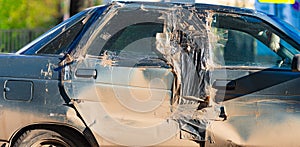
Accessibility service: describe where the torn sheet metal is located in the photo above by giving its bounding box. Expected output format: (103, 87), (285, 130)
(62, 2), (300, 146)
(204, 11), (300, 146)
(62, 2), (223, 146)
(156, 6), (214, 141)
(60, 2), (265, 146)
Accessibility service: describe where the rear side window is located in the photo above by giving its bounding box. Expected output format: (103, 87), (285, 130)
(17, 10), (90, 55)
(36, 21), (84, 54)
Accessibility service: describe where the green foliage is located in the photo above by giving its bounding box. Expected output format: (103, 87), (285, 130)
(0, 0), (60, 29)
(0, 0), (103, 53)
(93, 0), (103, 5)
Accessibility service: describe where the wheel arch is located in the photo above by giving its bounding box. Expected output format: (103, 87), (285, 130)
(9, 123), (98, 147)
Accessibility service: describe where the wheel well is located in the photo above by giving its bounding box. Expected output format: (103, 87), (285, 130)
(10, 124), (91, 147)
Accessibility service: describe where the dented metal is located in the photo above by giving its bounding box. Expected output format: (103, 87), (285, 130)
(0, 2), (300, 147)
(63, 3), (300, 146)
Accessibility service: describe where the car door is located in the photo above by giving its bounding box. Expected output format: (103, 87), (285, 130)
(209, 13), (300, 145)
(62, 7), (179, 146)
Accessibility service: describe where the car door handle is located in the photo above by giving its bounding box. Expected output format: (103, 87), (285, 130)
(213, 80), (236, 90)
(75, 69), (97, 79)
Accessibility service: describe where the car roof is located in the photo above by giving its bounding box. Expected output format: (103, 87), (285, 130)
(17, 1), (299, 55)
(101, 1), (299, 45)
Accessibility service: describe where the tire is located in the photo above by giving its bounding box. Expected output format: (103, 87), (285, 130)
(12, 129), (89, 147)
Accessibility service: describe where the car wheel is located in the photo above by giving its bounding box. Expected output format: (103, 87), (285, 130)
(12, 129), (89, 147)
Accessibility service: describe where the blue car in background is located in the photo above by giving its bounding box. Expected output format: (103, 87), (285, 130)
(0, 1), (299, 147)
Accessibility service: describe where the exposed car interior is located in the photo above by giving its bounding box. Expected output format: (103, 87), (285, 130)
(211, 13), (299, 69)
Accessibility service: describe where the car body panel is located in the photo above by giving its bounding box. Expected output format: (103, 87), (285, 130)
(0, 2), (299, 147)
(0, 54), (87, 143)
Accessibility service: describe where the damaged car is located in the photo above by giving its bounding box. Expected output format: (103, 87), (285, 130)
(0, 1), (300, 147)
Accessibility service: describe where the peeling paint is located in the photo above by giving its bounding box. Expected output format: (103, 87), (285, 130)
(40, 63), (54, 79)
(58, 2), (300, 146)
(63, 2), (221, 146)
(0, 2), (298, 146)
(99, 51), (117, 67)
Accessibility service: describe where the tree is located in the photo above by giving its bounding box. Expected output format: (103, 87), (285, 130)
(69, 0), (102, 17)
(0, 0), (103, 53)
(0, 0), (60, 29)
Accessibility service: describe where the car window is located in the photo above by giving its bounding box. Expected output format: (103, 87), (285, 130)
(212, 28), (282, 67)
(86, 9), (168, 67)
(211, 13), (299, 69)
(101, 23), (163, 56)
(17, 10), (90, 55)
(36, 20), (84, 55)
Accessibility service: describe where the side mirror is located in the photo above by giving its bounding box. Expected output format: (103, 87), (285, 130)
(292, 54), (300, 72)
